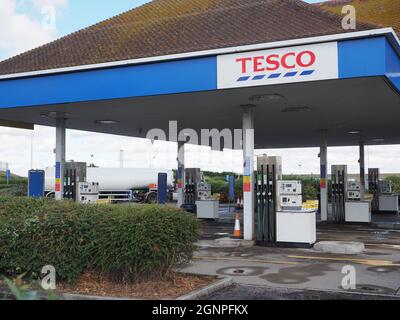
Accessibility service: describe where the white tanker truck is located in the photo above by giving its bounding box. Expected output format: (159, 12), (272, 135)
(44, 167), (175, 203)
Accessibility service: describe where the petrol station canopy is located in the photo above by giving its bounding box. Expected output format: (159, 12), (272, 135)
(0, 0), (399, 149)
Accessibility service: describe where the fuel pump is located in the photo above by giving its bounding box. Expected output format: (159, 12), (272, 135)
(331, 165), (347, 222)
(64, 168), (77, 200)
(256, 155), (317, 246)
(256, 162), (277, 244)
(63, 162), (87, 201)
(256, 171), (264, 241)
(184, 180), (194, 204)
(183, 175), (196, 212)
(368, 168), (380, 211)
(181, 168), (208, 213)
(266, 164), (277, 242)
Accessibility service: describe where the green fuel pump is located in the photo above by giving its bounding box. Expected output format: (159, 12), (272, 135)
(331, 165), (347, 223)
(256, 164), (277, 244)
(256, 171), (264, 241)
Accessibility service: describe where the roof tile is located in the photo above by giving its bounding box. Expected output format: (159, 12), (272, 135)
(317, 0), (400, 37)
(0, 0), (377, 76)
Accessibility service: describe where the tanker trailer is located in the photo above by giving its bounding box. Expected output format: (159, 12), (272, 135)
(44, 166), (174, 203)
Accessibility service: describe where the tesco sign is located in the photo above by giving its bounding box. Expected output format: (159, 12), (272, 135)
(217, 42), (338, 89)
(236, 50), (316, 73)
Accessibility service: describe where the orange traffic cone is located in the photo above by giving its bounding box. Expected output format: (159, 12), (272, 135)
(232, 213), (242, 238)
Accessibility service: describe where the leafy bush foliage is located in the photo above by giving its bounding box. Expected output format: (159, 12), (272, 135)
(0, 197), (198, 283)
(0, 171), (27, 185)
(203, 172), (243, 202)
(1, 275), (59, 300)
(386, 176), (400, 193)
(0, 184), (27, 197)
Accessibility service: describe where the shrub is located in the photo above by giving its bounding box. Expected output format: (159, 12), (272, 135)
(208, 178), (229, 196)
(204, 172), (243, 202)
(386, 176), (400, 193)
(0, 184), (27, 197)
(0, 196), (199, 283)
(0, 172), (27, 185)
(87, 205), (199, 282)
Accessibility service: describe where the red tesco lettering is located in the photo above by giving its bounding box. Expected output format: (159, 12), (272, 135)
(236, 50), (316, 73)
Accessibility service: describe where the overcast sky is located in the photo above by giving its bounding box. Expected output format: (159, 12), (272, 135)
(1, 0), (399, 177)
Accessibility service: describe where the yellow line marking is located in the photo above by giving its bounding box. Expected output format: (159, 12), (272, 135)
(365, 244), (400, 250)
(193, 256), (299, 265)
(288, 255), (400, 267)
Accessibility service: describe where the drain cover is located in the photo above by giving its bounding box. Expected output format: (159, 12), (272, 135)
(354, 284), (395, 295)
(216, 266), (267, 276)
(359, 286), (380, 292)
(233, 269), (245, 274)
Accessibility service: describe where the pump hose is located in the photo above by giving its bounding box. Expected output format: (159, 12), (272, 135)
(257, 199), (262, 240)
(256, 174), (262, 240)
(257, 173), (263, 241)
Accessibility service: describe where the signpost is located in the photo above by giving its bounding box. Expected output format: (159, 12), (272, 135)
(6, 169), (11, 184)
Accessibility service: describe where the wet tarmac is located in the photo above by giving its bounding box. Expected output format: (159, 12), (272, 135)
(206, 284), (400, 300)
(179, 211), (400, 300)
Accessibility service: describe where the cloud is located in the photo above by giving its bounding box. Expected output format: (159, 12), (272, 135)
(2, 124), (400, 177)
(0, 0), (68, 60)
(32, 0), (68, 7)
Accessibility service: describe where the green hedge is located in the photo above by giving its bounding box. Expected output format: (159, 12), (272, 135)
(0, 171), (27, 185)
(0, 184), (27, 197)
(204, 173), (243, 201)
(0, 197), (199, 283)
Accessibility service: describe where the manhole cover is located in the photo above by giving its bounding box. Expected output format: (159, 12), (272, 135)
(233, 269), (245, 274)
(359, 286), (380, 292)
(354, 284), (395, 295)
(216, 266), (267, 276)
